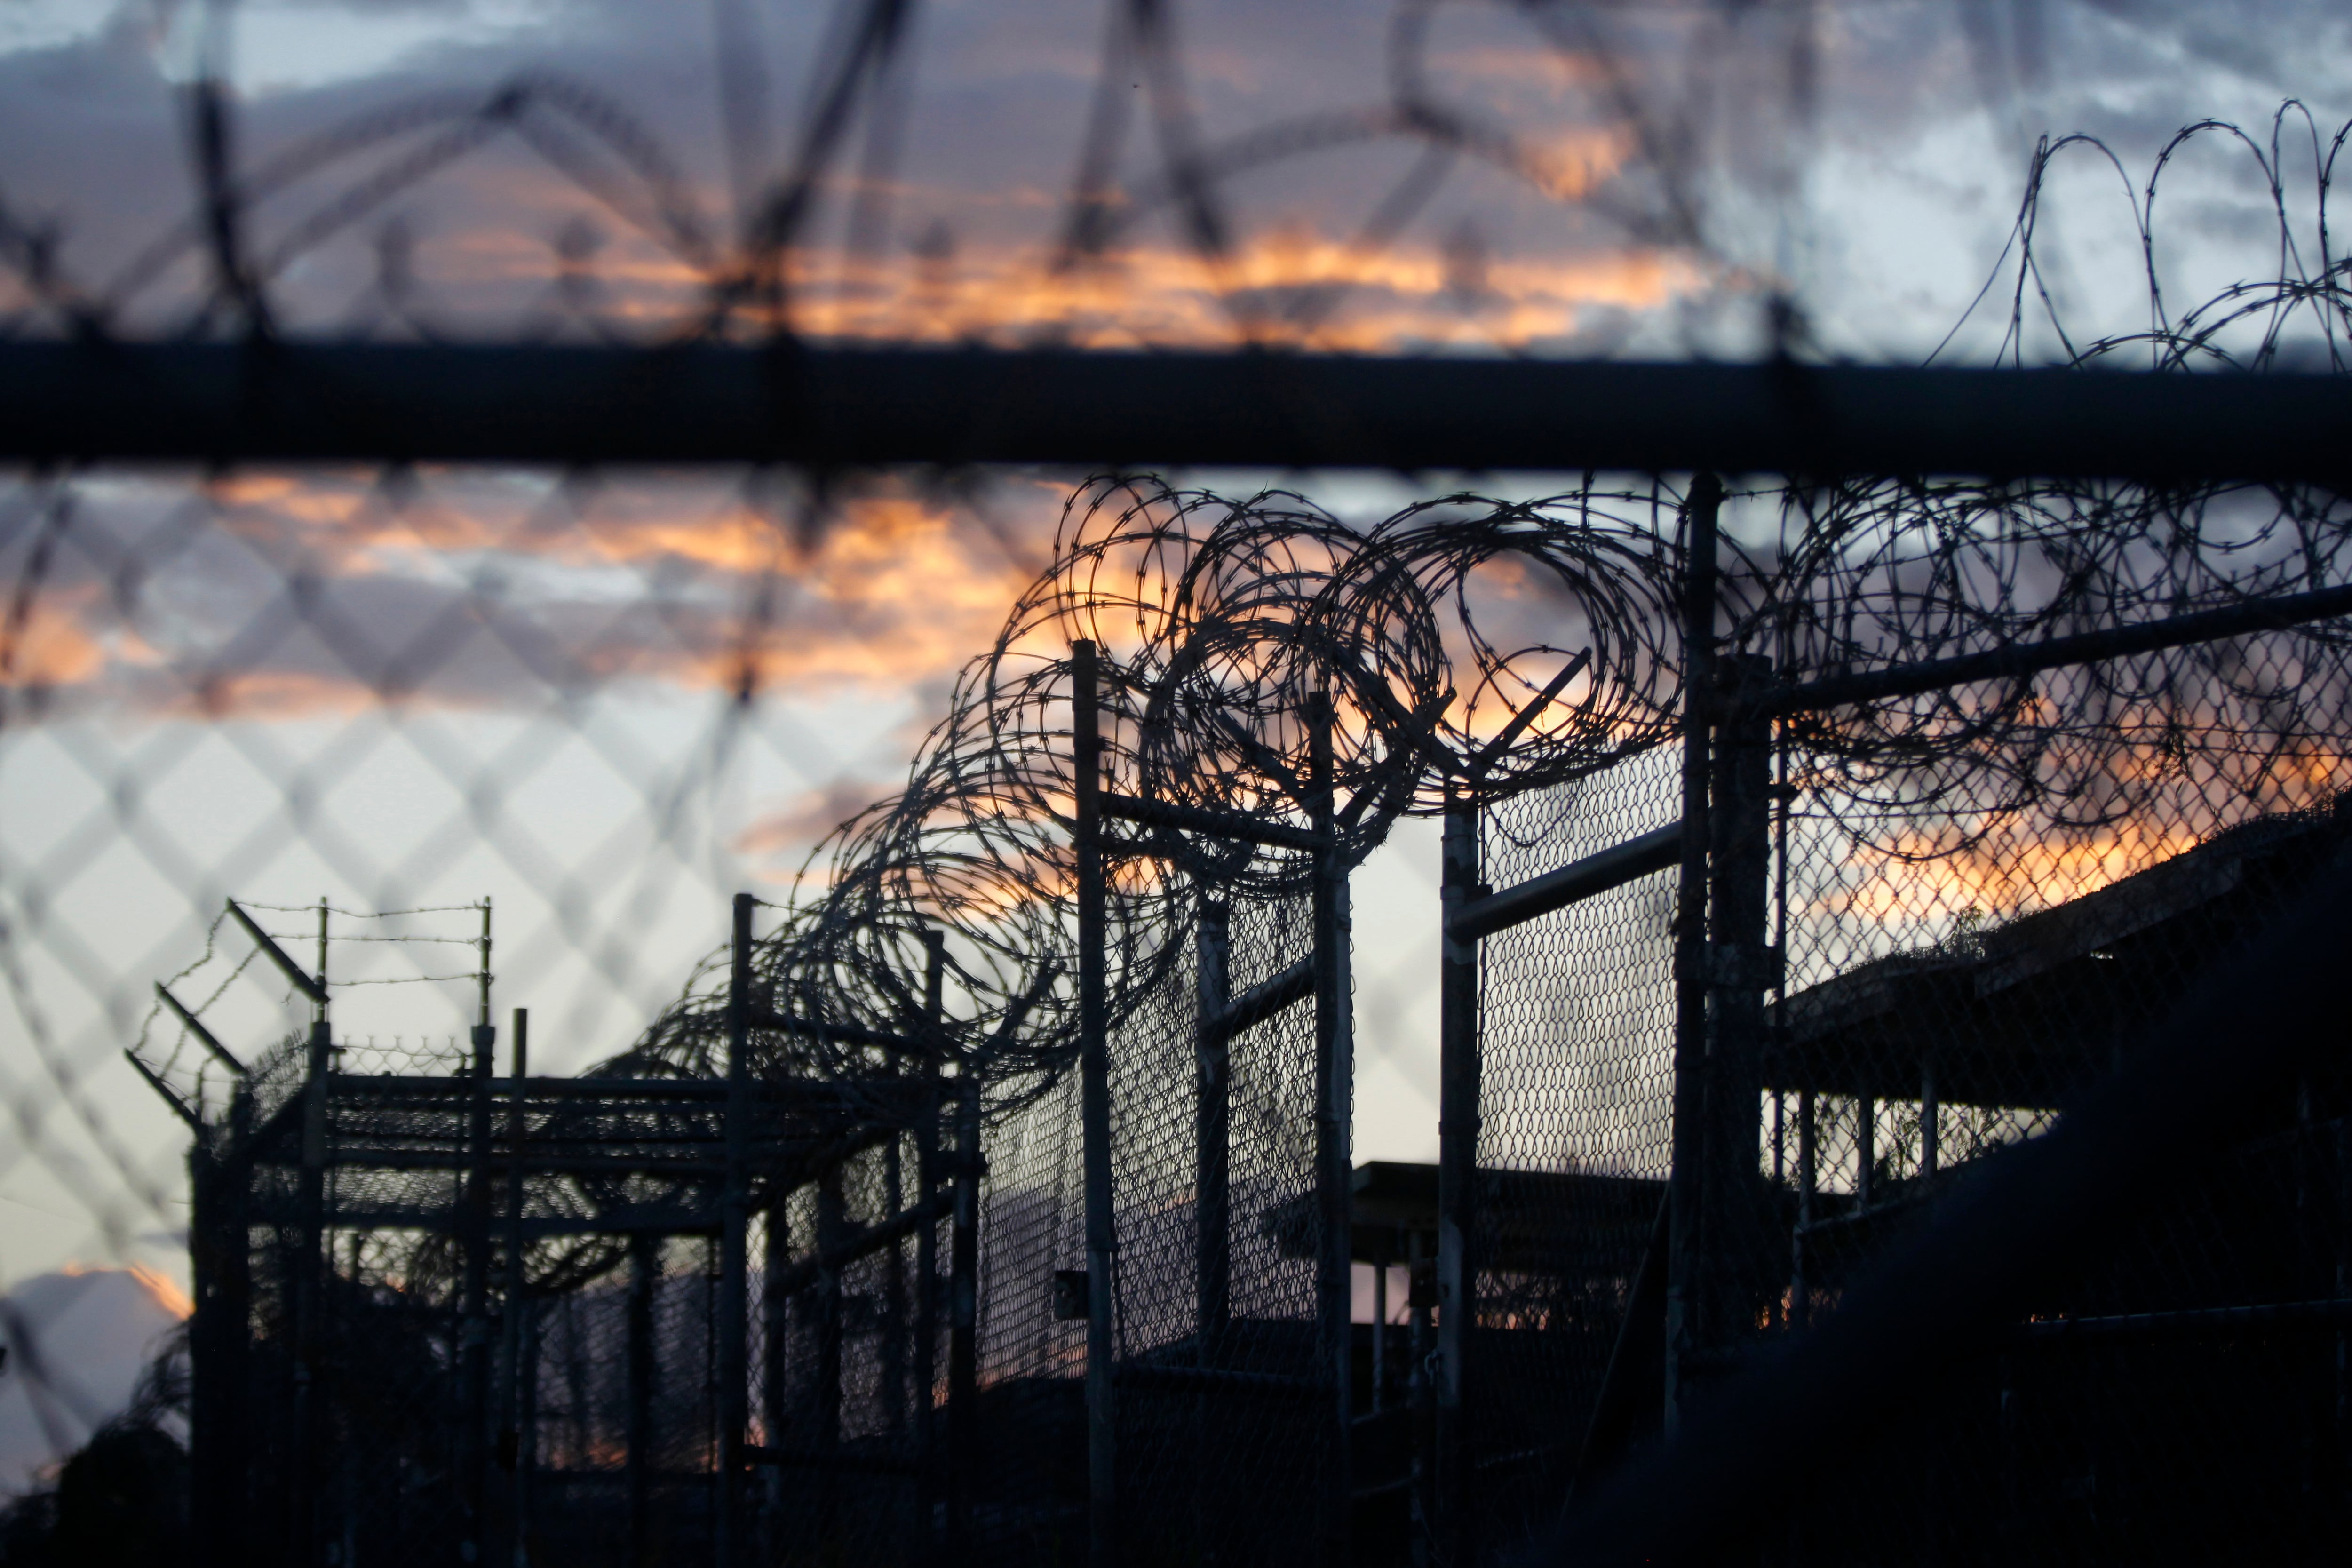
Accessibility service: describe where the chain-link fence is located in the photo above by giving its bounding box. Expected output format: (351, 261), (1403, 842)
(4, 8), (2352, 1565)
(32, 458), (2352, 1568)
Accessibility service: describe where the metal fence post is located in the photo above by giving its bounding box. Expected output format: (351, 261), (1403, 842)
(719, 892), (753, 1567)
(1666, 473), (1722, 1432)
(1436, 786), (1479, 1568)
(462, 904), (497, 1565)
(500, 1007), (531, 1568)
(1706, 657), (1772, 1354)
(292, 898), (332, 1565)
(191, 1084), (252, 1568)
(1792, 1089), (1816, 1329)
(947, 1067), (982, 1552)
(1195, 899), (1232, 1366)
(1073, 638), (1119, 1568)
(1194, 895), (1232, 1558)
(761, 1201), (790, 1528)
(626, 1232), (658, 1568)
(816, 1164), (846, 1530)
(515, 1297), (540, 1567)
(917, 928), (946, 1555)
(1311, 697), (1354, 1568)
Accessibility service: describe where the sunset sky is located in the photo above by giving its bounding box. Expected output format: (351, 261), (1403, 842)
(0, 0), (2346, 1373)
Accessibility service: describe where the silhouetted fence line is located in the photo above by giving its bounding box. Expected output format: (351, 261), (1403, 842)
(10, 61), (2352, 1568)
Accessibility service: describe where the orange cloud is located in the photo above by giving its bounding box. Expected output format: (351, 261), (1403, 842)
(6, 474), (1052, 726)
(0, 598), (107, 688)
(376, 156), (1700, 352)
(1823, 817), (2208, 929)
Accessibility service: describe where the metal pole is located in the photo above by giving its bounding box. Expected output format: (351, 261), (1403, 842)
(917, 929), (945, 1555)
(882, 1160), (908, 1444)
(1857, 1097), (1876, 1208)
(291, 897), (331, 1565)
(1792, 1090), (1816, 1330)
(500, 1007), (531, 1568)
(1436, 787), (1479, 1568)
(760, 1200), (789, 1535)
(1704, 656), (1772, 1355)
(1073, 639), (1119, 1568)
(1666, 474), (1722, 1432)
(816, 1165), (846, 1540)
(946, 1071), (981, 1554)
(191, 1082), (252, 1568)
(719, 892), (754, 1568)
(1194, 897), (1231, 1567)
(1195, 899), (1232, 1366)
(18, 341), (2352, 486)
(462, 900), (497, 1566)
(1920, 1059), (1940, 1182)
(515, 1300), (540, 1568)
(626, 1234), (658, 1568)
(1311, 696), (1354, 1568)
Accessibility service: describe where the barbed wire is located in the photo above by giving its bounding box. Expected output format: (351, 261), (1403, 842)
(73, 102), (2352, 1265)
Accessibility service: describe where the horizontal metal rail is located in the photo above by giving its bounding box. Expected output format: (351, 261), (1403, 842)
(290, 1150), (739, 1177)
(1216, 957), (1317, 1037)
(1755, 580), (2352, 718)
(1101, 789), (1329, 852)
(328, 1072), (882, 1108)
(6, 342), (2351, 483)
(768, 1187), (951, 1298)
(254, 1202), (723, 1237)
(1448, 822), (1684, 942)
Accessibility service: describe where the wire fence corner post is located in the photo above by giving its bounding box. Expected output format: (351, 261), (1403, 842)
(1704, 654), (1774, 1355)
(916, 927), (946, 1557)
(1667, 472), (1723, 1433)
(946, 1063), (981, 1556)
(1195, 896), (1232, 1369)
(1072, 637), (1118, 1568)
(291, 898), (334, 1566)
(498, 1005), (531, 1568)
(189, 1082), (251, 1568)
(719, 891), (755, 1568)
(1437, 783), (1480, 1568)
(1311, 693), (1354, 1568)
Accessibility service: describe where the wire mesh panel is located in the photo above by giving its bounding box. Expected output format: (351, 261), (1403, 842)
(1114, 888), (1326, 1568)
(959, 883), (1327, 1568)
(760, 1141), (927, 1565)
(967, 1073), (1084, 1560)
(1470, 745), (1681, 1549)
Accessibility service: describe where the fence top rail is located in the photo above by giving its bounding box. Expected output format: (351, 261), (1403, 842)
(1750, 579), (2352, 718)
(1449, 821), (1684, 943)
(4, 341), (2348, 484)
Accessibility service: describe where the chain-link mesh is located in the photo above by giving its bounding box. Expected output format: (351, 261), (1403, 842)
(1472, 742), (1682, 1544)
